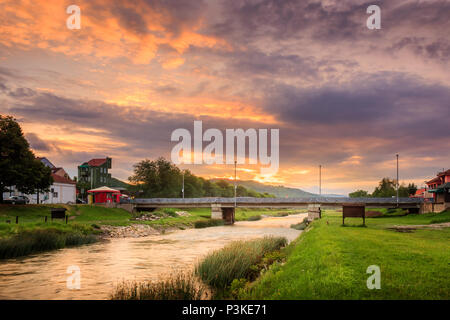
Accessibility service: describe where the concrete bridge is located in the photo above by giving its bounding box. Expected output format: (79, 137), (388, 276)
(120, 197), (423, 224)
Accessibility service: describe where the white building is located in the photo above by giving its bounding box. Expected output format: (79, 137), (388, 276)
(3, 157), (77, 204)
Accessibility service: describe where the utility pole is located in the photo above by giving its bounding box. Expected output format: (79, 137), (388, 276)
(396, 154), (399, 207)
(319, 165), (322, 196)
(182, 171), (185, 199)
(234, 160), (237, 208)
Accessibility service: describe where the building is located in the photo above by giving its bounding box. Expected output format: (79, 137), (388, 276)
(87, 186), (121, 204)
(3, 157), (76, 204)
(424, 169), (450, 212)
(77, 157), (112, 193)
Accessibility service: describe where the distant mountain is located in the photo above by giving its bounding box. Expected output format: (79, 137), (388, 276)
(109, 177), (130, 189)
(212, 179), (317, 198)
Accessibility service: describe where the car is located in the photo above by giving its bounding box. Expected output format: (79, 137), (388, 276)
(4, 195), (30, 205)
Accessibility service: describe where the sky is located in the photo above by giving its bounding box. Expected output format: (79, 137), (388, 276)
(0, 0), (449, 195)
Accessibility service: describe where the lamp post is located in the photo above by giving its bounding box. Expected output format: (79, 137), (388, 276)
(182, 171), (185, 199)
(396, 154), (399, 207)
(319, 165), (322, 196)
(234, 160), (237, 208)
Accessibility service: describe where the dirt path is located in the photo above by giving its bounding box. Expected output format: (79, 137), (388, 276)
(388, 222), (450, 232)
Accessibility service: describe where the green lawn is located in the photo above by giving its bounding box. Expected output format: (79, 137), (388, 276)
(243, 210), (450, 300)
(0, 204), (297, 236)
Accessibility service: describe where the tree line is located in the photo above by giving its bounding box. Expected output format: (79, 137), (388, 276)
(0, 115), (52, 203)
(128, 157), (274, 198)
(349, 177), (418, 198)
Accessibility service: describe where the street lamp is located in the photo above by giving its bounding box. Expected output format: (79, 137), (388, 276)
(396, 154), (399, 207)
(234, 160), (237, 208)
(319, 165), (322, 196)
(182, 171), (185, 199)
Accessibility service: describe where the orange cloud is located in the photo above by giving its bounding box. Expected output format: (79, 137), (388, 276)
(0, 0), (229, 66)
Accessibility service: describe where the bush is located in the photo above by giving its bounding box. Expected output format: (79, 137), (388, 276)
(194, 219), (224, 229)
(161, 208), (178, 217)
(247, 215), (262, 221)
(195, 237), (287, 290)
(276, 212), (289, 217)
(111, 272), (207, 300)
(0, 229), (97, 259)
(291, 223), (307, 230)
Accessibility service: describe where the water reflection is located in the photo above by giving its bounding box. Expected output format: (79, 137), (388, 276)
(0, 214), (306, 300)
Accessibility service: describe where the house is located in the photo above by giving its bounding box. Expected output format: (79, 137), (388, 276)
(87, 186), (121, 204)
(77, 157), (112, 191)
(424, 169), (450, 212)
(3, 157), (76, 204)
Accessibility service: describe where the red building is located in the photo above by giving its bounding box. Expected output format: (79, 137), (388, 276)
(87, 186), (121, 204)
(425, 169), (450, 203)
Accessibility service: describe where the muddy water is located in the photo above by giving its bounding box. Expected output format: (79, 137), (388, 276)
(0, 214), (306, 300)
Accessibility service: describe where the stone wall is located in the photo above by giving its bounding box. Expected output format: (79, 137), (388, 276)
(420, 202), (449, 214)
(308, 204), (321, 221)
(211, 203), (222, 219)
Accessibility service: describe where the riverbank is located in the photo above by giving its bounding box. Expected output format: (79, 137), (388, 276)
(0, 204), (303, 258)
(239, 210), (450, 299)
(0, 213), (305, 299)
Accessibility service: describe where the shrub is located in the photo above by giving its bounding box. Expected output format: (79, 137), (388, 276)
(194, 219), (224, 229)
(291, 223), (307, 230)
(161, 208), (178, 217)
(0, 229), (97, 259)
(195, 237), (287, 290)
(111, 272), (207, 300)
(276, 212), (289, 217)
(247, 215), (262, 221)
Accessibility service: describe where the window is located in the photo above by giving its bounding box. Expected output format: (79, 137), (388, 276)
(53, 192), (58, 198)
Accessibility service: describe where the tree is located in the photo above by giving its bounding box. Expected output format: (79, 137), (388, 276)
(371, 177), (397, 198)
(129, 157), (182, 198)
(128, 157), (274, 198)
(349, 190), (370, 198)
(0, 115), (52, 203)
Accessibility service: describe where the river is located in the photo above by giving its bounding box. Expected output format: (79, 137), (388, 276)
(0, 213), (306, 300)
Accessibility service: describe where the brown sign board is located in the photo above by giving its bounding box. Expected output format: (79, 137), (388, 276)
(342, 203), (365, 225)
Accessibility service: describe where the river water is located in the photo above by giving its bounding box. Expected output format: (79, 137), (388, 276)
(0, 214), (306, 300)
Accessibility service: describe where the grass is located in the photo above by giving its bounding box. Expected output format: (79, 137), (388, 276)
(111, 272), (207, 300)
(195, 237), (287, 293)
(234, 208), (301, 221)
(241, 210), (450, 299)
(194, 219), (224, 228)
(0, 227), (97, 259)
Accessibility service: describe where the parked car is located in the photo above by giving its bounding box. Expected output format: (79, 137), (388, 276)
(76, 198), (86, 204)
(4, 195), (30, 204)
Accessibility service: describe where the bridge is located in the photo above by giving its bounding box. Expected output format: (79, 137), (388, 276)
(119, 197), (423, 224)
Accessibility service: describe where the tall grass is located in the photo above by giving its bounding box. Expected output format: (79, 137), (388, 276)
(0, 229), (97, 259)
(194, 219), (224, 228)
(111, 272), (207, 300)
(195, 237), (287, 290)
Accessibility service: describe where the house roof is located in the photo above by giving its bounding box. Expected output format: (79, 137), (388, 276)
(87, 186), (120, 193)
(438, 169), (450, 176)
(426, 176), (441, 184)
(51, 173), (76, 185)
(87, 158), (107, 167)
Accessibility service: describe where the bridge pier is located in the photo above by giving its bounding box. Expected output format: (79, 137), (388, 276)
(211, 204), (235, 225)
(307, 204), (321, 221)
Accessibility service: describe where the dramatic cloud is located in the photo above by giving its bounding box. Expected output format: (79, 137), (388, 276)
(0, 0), (449, 194)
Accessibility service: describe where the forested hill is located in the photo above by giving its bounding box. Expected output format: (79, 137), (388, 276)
(212, 179), (316, 198)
